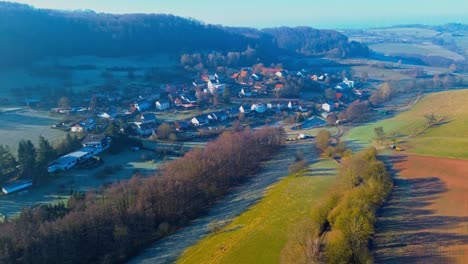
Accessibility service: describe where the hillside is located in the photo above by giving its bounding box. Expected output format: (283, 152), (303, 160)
(0, 2), (368, 67)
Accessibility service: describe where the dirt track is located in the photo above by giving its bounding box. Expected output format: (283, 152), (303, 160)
(129, 140), (318, 264)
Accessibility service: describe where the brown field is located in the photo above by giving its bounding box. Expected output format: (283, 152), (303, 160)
(374, 154), (468, 263)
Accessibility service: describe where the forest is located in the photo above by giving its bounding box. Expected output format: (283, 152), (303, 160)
(0, 127), (285, 263)
(0, 2), (368, 67)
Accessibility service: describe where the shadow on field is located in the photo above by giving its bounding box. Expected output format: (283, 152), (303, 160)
(373, 155), (468, 264)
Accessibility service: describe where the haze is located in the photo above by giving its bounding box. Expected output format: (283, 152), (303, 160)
(10, 0), (468, 28)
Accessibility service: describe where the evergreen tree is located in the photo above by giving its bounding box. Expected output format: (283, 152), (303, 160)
(17, 140), (37, 179)
(36, 136), (57, 183)
(0, 145), (17, 182)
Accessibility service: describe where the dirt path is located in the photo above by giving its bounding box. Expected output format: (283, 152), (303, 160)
(129, 140), (318, 264)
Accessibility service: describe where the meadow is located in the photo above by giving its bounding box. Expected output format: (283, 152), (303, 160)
(344, 89), (468, 159)
(176, 159), (338, 264)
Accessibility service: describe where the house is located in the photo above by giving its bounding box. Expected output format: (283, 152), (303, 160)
(267, 101), (286, 110)
(136, 122), (155, 136)
(140, 113), (156, 124)
(208, 81), (225, 95)
(82, 134), (111, 150)
(155, 100), (170, 110)
(239, 88), (252, 97)
(226, 108), (240, 118)
(134, 101), (152, 112)
(209, 111), (227, 122)
(343, 78), (355, 88)
(322, 103), (334, 112)
(251, 103), (267, 114)
(98, 111), (117, 119)
(2, 179), (33, 194)
(274, 83), (284, 91)
(175, 121), (191, 132)
(71, 118), (96, 133)
(191, 115), (209, 126)
(181, 94), (197, 104)
(288, 100), (299, 110)
(239, 105), (252, 114)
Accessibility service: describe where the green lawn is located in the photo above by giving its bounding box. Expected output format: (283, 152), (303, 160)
(344, 89), (468, 159)
(176, 159), (338, 264)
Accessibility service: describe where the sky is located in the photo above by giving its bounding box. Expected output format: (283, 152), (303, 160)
(9, 0), (468, 29)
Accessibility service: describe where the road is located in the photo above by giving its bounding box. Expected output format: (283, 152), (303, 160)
(129, 140), (318, 264)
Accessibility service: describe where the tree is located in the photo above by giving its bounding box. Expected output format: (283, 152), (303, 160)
(325, 88), (335, 100)
(374, 126), (385, 144)
(424, 113), (437, 127)
(58, 96), (71, 108)
(316, 129), (331, 151)
(326, 113), (338, 126)
(36, 136), (57, 183)
(379, 82), (392, 101)
(0, 145), (17, 182)
(361, 71), (369, 82)
(157, 123), (173, 140)
(223, 86), (231, 104)
(17, 140), (37, 179)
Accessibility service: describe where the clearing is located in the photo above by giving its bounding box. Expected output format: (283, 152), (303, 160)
(373, 154), (468, 263)
(176, 159), (338, 264)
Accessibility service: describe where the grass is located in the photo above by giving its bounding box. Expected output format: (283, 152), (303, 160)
(176, 159), (338, 264)
(344, 89), (468, 159)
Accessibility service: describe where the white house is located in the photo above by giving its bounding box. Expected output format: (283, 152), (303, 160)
(155, 100), (170, 110)
(239, 105), (252, 114)
(191, 116), (209, 126)
(134, 101), (151, 112)
(322, 103), (334, 112)
(71, 118), (96, 133)
(136, 123), (155, 136)
(251, 103), (267, 114)
(239, 88), (252, 97)
(343, 78), (355, 88)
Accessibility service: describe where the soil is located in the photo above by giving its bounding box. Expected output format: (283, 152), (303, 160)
(374, 154), (468, 264)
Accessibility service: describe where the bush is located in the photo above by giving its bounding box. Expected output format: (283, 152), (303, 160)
(288, 160), (308, 175)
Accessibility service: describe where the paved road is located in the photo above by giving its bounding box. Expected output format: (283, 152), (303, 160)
(129, 141), (318, 264)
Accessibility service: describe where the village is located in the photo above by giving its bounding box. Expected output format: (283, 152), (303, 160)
(50, 65), (366, 141)
(1, 63), (369, 197)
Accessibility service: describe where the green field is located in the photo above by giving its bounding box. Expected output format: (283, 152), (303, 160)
(177, 159), (338, 264)
(344, 89), (468, 159)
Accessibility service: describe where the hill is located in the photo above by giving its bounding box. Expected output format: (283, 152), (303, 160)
(0, 2), (368, 67)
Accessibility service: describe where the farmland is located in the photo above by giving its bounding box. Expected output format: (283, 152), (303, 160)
(369, 43), (465, 62)
(0, 109), (66, 153)
(344, 89), (468, 159)
(373, 154), (468, 263)
(176, 158), (338, 264)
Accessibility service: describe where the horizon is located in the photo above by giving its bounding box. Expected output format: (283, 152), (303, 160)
(5, 0), (468, 29)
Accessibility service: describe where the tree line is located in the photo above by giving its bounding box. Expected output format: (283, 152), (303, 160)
(288, 147), (393, 263)
(0, 127), (285, 263)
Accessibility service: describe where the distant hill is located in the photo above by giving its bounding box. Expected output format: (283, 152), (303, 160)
(0, 2), (368, 66)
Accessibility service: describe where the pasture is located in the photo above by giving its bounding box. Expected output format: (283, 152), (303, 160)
(176, 159), (338, 264)
(344, 89), (468, 159)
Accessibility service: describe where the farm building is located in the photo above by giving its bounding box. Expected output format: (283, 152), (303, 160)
(48, 136), (111, 173)
(2, 179), (33, 194)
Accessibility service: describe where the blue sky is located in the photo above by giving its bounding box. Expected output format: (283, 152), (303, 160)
(10, 0), (468, 28)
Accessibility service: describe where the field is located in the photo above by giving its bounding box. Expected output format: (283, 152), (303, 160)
(344, 89), (468, 159)
(176, 159), (338, 264)
(369, 43), (465, 61)
(373, 154), (468, 263)
(0, 110), (66, 153)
